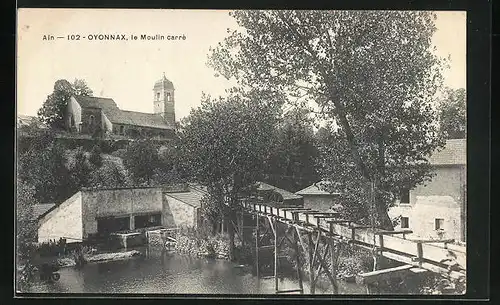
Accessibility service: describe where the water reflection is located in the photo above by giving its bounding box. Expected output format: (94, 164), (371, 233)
(27, 246), (365, 295)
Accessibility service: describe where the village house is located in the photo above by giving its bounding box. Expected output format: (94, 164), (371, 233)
(37, 184), (205, 243)
(389, 139), (466, 242)
(64, 74), (176, 139)
(295, 181), (340, 211)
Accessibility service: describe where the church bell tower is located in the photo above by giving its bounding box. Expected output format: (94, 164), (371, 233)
(153, 73), (175, 126)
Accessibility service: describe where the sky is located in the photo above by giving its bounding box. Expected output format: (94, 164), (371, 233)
(17, 9), (466, 121)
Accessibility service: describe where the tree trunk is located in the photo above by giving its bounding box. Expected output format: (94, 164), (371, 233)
(375, 200), (394, 231)
(228, 208), (236, 261)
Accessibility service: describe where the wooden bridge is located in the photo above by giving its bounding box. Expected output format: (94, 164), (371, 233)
(234, 200), (466, 294)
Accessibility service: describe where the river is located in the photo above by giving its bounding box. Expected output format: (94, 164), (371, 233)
(26, 246), (366, 295)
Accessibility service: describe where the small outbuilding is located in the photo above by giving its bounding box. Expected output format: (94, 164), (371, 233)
(37, 185), (206, 244)
(295, 181), (341, 212)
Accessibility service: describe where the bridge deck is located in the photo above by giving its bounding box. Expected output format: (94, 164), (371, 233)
(242, 202), (466, 279)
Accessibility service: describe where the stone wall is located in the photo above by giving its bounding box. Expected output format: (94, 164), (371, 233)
(66, 96), (82, 131)
(81, 187), (164, 237)
(389, 166), (466, 241)
(38, 192), (83, 243)
(80, 107), (103, 135)
(163, 194), (198, 228)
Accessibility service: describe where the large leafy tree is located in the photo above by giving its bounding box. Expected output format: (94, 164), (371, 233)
(438, 88), (466, 139)
(209, 10), (447, 229)
(176, 90), (280, 259)
(17, 136), (75, 203)
(37, 79), (93, 130)
(263, 106), (320, 192)
(122, 140), (162, 185)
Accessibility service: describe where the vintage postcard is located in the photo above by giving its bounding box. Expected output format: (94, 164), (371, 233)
(16, 8), (467, 296)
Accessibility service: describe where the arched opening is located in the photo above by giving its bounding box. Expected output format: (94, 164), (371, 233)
(89, 115), (95, 126)
(166, 92), (171, 102)
(119, 125), (124, 135)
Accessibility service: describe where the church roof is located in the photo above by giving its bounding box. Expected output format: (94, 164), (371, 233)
(73, 95), (173, 130)
(153, 74), (174, 90)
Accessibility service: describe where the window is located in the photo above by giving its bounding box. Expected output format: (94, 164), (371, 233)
(89, 115), (95, 126)
(119, 125), (124, 135)
(435, 218), (444, 230)
(400, 188), (410, 204)
(156, 92), (160, 100)
(401, 217), (409, 228)
(166, 93), (171, 102)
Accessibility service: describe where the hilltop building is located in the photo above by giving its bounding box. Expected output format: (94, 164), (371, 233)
(65, 74), (176, 139)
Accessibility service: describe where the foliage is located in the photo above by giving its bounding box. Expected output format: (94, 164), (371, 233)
(69, 147), (93, 188)
(16, 181), (38, 292)
(122, 140), (170, 185)
(37, 79), (93, 130)
(89, 145), (104, 167)
(89, 161), (129, 189)
(18, 136), (75, 203)
(16, 181), (37, 258)
(263, 106), (320, 192)
(176, 90), (280, 258)
(438, 88), (466, 139)
(209, 10), (447, 229)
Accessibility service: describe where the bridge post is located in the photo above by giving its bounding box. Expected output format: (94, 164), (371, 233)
(255, 212), (259, 279)
(292, 228), (304, 294)
(307, 232), (315, 294)
(274, 217), (279, 293)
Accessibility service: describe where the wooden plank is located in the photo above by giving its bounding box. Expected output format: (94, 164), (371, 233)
(356, 265), (414, 285)
(275, 289), (303, 294)
(376, 229), (414, 235)
(409, 239), (455, 244)
(410, 267), (428, 274)
(278, 207), (310, 211)
(255, 211), (259, 279)
(274, 218), (279, 292)
(303, 211), (337, 215)
(327, 219), (351, 224)
(290, 209), (318, 214)
(259, 245), (274, 250)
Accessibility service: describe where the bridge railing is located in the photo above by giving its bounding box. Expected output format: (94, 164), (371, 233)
(242, 201), (466, 279)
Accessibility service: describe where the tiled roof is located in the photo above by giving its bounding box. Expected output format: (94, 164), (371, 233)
(153, 75), (174, 90)
(33, 204), (56, 220)
(296, 182), (341, 196)
(255, 182), (303, 200)
(165, 188), (206, 208)
(429, 139), (466, 165)
(73, 96), (173, 130)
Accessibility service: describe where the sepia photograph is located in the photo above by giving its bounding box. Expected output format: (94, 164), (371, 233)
(16, 8), (467, 296)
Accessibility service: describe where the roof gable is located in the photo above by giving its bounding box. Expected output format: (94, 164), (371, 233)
(296, 181), (341, 196)
(256, 182), (302, 200)
(165, 188), (206, 208)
